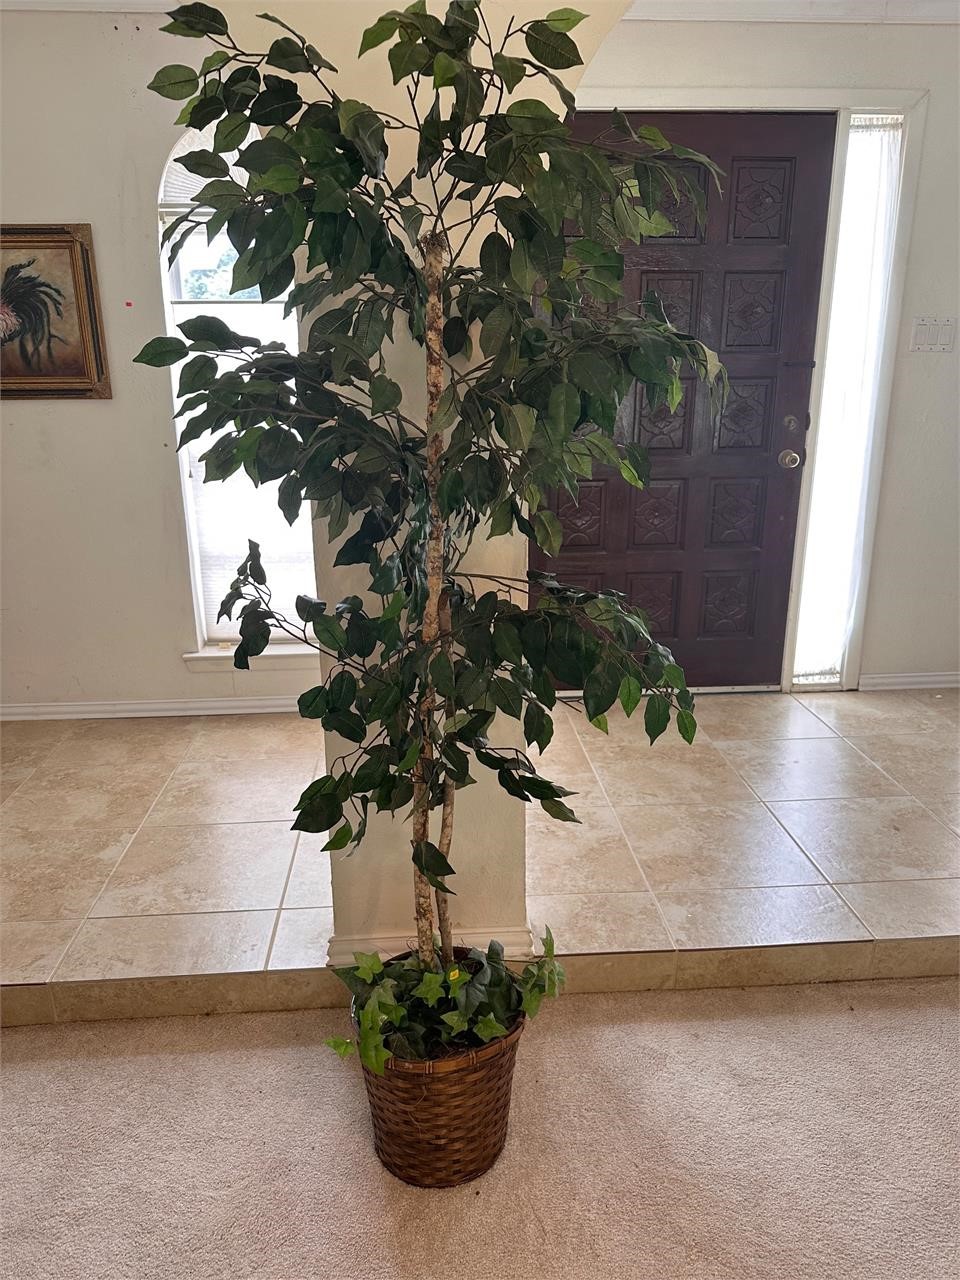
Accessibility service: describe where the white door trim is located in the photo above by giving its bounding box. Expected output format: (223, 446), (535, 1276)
(574, 84), (929, 694)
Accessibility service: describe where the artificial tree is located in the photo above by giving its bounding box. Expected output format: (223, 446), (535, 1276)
(137, 1), (723, 1070)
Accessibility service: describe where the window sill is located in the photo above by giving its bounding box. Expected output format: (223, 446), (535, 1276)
(182, 644), (321, 674)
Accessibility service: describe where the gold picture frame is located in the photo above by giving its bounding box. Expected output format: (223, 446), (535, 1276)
(1, 223), (111, 399)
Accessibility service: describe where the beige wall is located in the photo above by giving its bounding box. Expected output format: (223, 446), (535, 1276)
(581, 18), (960, 680)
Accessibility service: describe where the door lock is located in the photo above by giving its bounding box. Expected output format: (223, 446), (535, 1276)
(778, 449), (802, 469)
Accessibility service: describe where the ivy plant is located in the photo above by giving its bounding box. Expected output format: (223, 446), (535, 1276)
(136, 1), (724, 1068)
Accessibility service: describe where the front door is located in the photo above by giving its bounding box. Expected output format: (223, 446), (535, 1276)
(532, 112), (836, 687)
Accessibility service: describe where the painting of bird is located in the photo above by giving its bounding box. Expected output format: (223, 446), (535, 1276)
(0, 258), (66, 370)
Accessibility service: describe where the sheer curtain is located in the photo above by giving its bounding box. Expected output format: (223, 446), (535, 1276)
(793, 115), (903, 684)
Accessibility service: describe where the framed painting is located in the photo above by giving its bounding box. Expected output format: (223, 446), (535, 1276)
(1, 224), (111, 399)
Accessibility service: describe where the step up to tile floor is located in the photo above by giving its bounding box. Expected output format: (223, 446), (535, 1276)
(2, 692), (958, 1025)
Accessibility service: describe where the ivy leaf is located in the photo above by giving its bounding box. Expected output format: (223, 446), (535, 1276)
(325, 1035), (356, 1058)
(353, 951), (384, 983)
(474, 1013), (508, 1043)
(442, 1009), (469, 1034)
(412, 972), (445, 1007)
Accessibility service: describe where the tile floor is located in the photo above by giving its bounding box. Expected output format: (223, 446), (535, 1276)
(1, 691), (958, 1020)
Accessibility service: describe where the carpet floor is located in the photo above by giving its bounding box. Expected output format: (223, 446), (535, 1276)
(2, 978), (957, 1280)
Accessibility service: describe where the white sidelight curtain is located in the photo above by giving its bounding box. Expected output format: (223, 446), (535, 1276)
(793, 115), (904, 685)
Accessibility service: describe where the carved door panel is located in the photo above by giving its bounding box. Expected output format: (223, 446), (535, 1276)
(531, 112), (836, 687)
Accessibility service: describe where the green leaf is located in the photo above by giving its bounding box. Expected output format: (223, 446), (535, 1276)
(412, 971), (445, 1007)
(676, 708), (697, 744)
(311, 614), (346, 653)
(412, 840), (456, 893)
(492, 52), (525, 92)
(212, 112), (250, 152)
(176, 149), (229, 178)
(148, 64), (200, 100)
(524, 21), (582, 70)
(162, 4), (228, 36)
(323, 821), (354, 851)
(433, 51), (460, 88)
(353, 951), (384, 983)
(663, 661), (686, 688)
(618, 674), (643, 717)
(297, 685), (328, 719)
(545, 7), (586, 30)
(267, 37), (310, 73)
(541, 797), (579, 822)
(644, 692), (671, 744)
(338, 99), (386, 175)
(479, 304), (512, 358)
(134, 336), (188, 366)
(370, 373), (402, 414)
(325, 1035), (355, 1058)
(474, 1013), (508, 1043)
(583, 663), (620, 721)
(442, 1009), (469, 1034)
(359, 15), (398, 55)
(389, 39), (432, 82)
(533, 509), (563, 557)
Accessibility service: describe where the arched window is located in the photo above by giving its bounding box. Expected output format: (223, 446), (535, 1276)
(159, 126), (314, 646)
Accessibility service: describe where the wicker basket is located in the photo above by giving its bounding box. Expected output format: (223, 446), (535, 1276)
(360, 970), (525, 1188)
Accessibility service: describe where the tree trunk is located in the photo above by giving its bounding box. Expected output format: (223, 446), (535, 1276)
(411, 230), (448, 970)
(434, 592), (456, 966)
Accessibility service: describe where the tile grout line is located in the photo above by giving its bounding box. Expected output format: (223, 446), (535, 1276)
(263, 751), (325, 971)
(47, 751), (189, 989)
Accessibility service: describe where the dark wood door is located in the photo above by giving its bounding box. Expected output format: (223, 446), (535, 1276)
(532, 112), (836, 687)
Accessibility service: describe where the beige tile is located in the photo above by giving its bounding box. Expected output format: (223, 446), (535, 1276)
(1, 920), (80, 983)
(1, 767), (34, 802)
(871, 935), (960, 979)
(676, 940), (875, 990)
(531, 749), (605, 803)
(53, 911), (274, 981)
(1, 827), (134, 921)
(283, 840), (333, 908)
(269, 908), (334, 969)
(50, 967), (347, 1023)
(716, 738), (905, 802)
(45, 716), (200, 768)
(656, 885), (871, 949)
(693, 694), (836, 741)
(591, 741), (755, 807)
(846, 733), (960, 798)
(1, 763), (175, 828)
(904, 687), (960, 720)
(617, 803), (823, 892)
(1, 984), (56, 1026)
(527, 891), (674, 954)
(145, 756), (318, 826)
(0, 720), (72, 769)
(922, 795), (960, 834)
(794, 691), (953, 736)
(559, 949), (677, 993)
(836, 879), (960, 938)
(185, 713), (322, 760)
(92, 823), (297, 917)
(526, 803), (646, 895)
(770, 797), (960, 882)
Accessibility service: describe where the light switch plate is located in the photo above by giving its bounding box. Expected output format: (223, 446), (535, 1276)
(910, 317), (956, 353)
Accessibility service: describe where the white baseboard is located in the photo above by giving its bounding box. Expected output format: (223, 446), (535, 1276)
(0, 695), (299, 721)
(858, 672), (960, 691)
(326, 924), (536, 968)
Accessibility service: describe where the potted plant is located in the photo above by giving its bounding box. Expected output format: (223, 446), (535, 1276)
(136, 1), (723, 1187)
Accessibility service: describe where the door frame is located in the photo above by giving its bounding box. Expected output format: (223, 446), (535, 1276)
(574, 84), (929, 692)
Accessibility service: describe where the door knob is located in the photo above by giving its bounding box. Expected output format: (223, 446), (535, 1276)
(778, 449), (802, 469)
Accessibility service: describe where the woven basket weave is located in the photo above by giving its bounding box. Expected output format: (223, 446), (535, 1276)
(361, 1002), (525, 1188)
